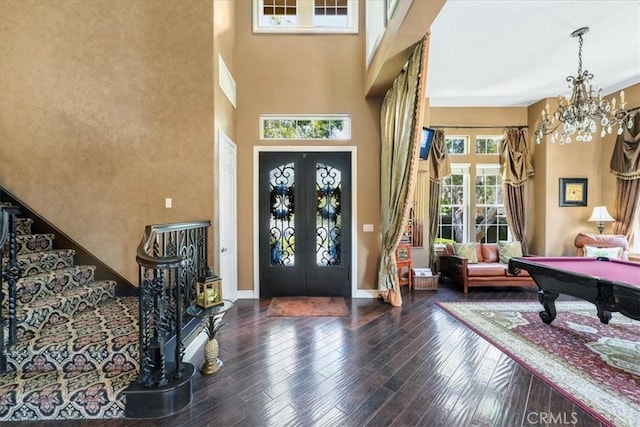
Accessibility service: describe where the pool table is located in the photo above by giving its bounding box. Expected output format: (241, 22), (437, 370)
(508, 256), (640, 324)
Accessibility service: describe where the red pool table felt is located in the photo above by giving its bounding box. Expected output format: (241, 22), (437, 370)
(524, 257), (640, 287)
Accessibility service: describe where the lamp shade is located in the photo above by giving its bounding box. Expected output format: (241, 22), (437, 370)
(587, 206), (615, 222)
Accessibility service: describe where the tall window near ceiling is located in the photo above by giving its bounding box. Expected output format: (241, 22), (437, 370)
(445, 135), (468, 155)
(260, 0), (297, 27)
(254, 0), (358, 33)
(475, 136), (501, 154)
(260, 115), (350, 140)
(314, 0), (348, 27)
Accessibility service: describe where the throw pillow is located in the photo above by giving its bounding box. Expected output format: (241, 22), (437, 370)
(583, 245), (623, 259)
(497, 241), (523, 264)
(452, 242), (478, 263)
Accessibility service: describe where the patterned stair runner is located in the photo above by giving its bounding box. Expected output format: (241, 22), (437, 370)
(1, 217), (139, 421)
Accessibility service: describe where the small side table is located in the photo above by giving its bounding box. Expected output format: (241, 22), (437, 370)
(396, 243), (412, 290)
(186, 299), (234, 375)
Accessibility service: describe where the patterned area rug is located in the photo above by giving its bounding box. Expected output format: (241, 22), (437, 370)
(437, 301), (640, 427)
(266, 297), (349, 317)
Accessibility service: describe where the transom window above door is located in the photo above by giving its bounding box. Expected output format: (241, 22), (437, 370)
(254, 0), (358, 33)
(260, 115), (351, 140)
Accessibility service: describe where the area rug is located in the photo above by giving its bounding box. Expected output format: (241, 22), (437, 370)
(266, 297), (349, 317)
(437, 301), (640, 427)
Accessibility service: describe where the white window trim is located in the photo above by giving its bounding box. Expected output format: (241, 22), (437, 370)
(260, 114), (351, 140)
(475, 164), (511, 242)
(438, 163), (470, 243)
(631, 213), (640, 254)
(475, 135), (502, 155)
(253, 0), (359, 34)
(218, 54), (236, 109)
(445, 135), (469, 155)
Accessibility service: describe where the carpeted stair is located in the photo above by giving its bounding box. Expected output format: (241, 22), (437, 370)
(1, 217), (139, 421)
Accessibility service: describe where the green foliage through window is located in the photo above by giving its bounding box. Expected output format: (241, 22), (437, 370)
(475, 136), (501, 154)
(262, 116), (350, 140)
(445, 136), (467, 154)
(475, 166), (508, 243)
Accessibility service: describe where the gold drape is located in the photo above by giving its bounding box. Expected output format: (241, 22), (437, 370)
(428, 130), (451, 182)
(610, 114), (640, 240)
(427, 130), (451, 269)
(500, 128), (534, 253)
(500, 128), (534, 186)
(412, 171), (428, 247)
(378, 35), (429, 306)
(610, 114), (640, 180)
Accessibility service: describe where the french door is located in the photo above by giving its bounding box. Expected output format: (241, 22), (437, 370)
(259, 152), (351, 297)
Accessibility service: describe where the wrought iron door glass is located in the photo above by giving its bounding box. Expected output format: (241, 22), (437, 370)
(269, 162), (295, 266)
(316, 162), (341, 266)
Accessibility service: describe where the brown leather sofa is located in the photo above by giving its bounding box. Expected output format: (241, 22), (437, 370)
(439, 243), (536, 294)
(574, 233), (629, 259)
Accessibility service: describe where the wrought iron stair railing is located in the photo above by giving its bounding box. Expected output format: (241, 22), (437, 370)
(0, 204), (21, 373)
(124, 220), (212, 419)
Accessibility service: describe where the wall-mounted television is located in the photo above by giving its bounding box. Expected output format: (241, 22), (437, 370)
(419, 127), (435, 160)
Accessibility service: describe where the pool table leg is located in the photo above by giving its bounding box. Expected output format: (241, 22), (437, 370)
(596, 306), (612, 324)
(538, 290), (559, 324)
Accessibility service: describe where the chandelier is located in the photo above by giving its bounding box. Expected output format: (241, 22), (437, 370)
(535, 27), (638, 145)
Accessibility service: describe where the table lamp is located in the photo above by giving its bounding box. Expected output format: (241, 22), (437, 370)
(587, 206), (615, 234)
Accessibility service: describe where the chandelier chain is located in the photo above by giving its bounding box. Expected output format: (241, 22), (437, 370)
(577, 34), (583, 75)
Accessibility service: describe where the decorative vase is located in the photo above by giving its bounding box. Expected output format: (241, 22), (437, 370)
(201, 338), (223, 375)
(205, 338), (219, 360)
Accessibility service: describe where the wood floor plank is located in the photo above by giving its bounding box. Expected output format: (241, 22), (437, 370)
(36, 283), (609, 427)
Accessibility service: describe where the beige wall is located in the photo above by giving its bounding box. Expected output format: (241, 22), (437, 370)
(366, 0), (445, 97)
(529, 82), (639, 256)
(527, 98), (548, 256)
(0, 0), (216, 283)
(235, 1), (382, 292)
(212, 0), (237, 269)
(425, 91), (637, 258)
(418, 107), (530, 259)
(3, 0), (632, 294)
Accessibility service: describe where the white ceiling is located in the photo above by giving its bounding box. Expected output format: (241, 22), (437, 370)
(425, 0), (640, 107)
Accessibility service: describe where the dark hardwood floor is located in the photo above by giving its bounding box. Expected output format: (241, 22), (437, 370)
(29, 281), (603, 427)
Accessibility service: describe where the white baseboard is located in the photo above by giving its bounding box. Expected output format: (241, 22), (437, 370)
(236, 289), (377, 299)
(183, 329), (207, 364)
(237, 290), (259, 299)
(354, 289), (379, 298)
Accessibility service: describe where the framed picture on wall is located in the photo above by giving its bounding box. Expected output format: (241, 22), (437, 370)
(559, 178), (588, 207)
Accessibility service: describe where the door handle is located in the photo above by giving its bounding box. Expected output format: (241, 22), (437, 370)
(221, 247), (227, 253)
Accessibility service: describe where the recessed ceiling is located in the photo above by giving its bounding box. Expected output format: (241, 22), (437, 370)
(425, 0), (640, 107)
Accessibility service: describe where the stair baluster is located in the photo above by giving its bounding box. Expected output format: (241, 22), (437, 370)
(0, 205), (21, 373)
(125, 220), (211, 419)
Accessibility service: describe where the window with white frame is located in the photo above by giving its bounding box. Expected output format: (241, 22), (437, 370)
(632, 211), (640, 253)
(260, 115), (350, 140)
(475, 165), (509, 243)
(254, 0), (358, 33)
(436, 164), (510, 244)
(437, 165), (469, 243)
(445, 135), (468, 155)
(475, 135), (501, 154)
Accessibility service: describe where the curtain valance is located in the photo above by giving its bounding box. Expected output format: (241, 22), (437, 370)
(428, 130), (451, 182)
(500, 128), (534, 187)
(610, 114), (640, 180)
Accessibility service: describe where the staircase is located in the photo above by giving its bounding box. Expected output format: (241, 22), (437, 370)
(1, 216), (139, 421)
